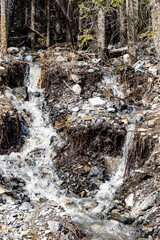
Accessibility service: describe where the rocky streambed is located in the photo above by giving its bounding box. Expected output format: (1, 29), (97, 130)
(0, 47), (159, 240)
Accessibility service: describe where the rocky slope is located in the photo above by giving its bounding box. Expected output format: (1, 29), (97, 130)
(0, 46), (159, 239)
(42, 47), (160, 239)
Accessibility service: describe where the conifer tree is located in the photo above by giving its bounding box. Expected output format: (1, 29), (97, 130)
(1, 0), (7, 56)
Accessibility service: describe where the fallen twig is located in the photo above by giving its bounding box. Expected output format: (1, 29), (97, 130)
(104, 87), (129, 105)
(25, 25), (46, 39)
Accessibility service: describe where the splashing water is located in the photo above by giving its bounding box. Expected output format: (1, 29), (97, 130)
(0, 63), (139, 240)
(1, 64), (61, 201)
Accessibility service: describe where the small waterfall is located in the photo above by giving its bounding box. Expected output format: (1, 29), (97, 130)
(0, 63), (138, 240)
(1, 64), (61, 201)
(61, 126), (137, 240)
(123, 124), (136, 176)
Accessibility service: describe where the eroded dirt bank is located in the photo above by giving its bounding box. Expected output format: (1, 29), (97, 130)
(0, 60), (27, 154)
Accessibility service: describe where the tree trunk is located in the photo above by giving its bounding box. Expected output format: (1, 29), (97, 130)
(66, 21), (71, 42)
(151, 0), (160, 59)
(25, 2), (28, 25)
(1, 0), (7, 56)
(31, 0), (36, 48)
(133, 0), (139, 39)
(17, 0), (23, 30)
(6, 0), (11, 42)
(97, 8), (106, 59)
(126, 0), (136, 64)
(46, 0), (50, 47)
(119, 2), (126, 46)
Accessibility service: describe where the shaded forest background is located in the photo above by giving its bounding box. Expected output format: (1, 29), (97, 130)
(0, 0), (160, 63)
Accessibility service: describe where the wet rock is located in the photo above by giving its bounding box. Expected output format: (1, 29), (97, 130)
(25, 157), (36, 166)
(25, 55), (33, 62)
(98, 169), (110, 182)
(110, 211), (133, 224)
(84, 200), (98, 209)
(21, 109), (32, 126)
(88, 182), (99, 191)
(34, 91), (41, 97)
(12, 87), (28, 101)
(89, 166), (100, 177)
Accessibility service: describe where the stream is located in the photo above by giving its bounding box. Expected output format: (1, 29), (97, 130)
(0, 62), (140, 239)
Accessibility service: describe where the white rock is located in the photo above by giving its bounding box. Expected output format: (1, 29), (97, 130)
(25, 55), (33, 62)
(20, 202), (32, 210)
(0, 186), (9, 194)
(88, 69), (95, 73)
(50, 150), (57, 159)
(0, 66), (5, 71)
(123, 54), (130, 65)
(125, 193), (134, 207)
(7, 47), (19, 54)
(44, 230), (51, 235)
(70, 74), (80, 83)
(77, 61), (88, 67)
(71, 106), (79, 112)
(133, 60), (145, 73)
(108, 107), (116, 113)
(91, 58), (101, 64)
(148, 67), (158, 76)
(72, 84), (81, 95)
(89, 97), (105, 108)
(108, 44), (113, 50)
(131, 194), (155, 217)
(48, 221), (62, 232)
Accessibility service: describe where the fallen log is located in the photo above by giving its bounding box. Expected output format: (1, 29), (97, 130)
(109, 46), (128, 54)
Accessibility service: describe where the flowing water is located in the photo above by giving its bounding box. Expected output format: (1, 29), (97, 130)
(0, 63), (139, 239)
